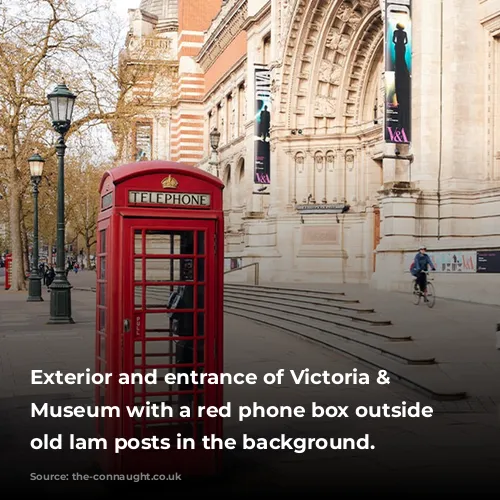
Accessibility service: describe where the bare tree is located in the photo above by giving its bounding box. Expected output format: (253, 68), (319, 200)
(0, 0), (176, 290)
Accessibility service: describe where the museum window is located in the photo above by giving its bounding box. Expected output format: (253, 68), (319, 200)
(217, 102), (224, 145)
(238, 83), (246, 136)
(226, 93), (233, 141)
(263, 34), (271, 65)
(134, 122), (152, 162)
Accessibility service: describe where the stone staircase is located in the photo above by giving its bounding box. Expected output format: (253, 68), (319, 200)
(224, 283), (467, 402)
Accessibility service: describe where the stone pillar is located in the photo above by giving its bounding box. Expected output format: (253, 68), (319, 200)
(439, 0), (485, 185)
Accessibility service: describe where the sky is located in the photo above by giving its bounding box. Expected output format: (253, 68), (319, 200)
(112, 0), (141, 20)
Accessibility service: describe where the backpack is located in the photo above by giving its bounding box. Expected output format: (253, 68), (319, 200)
(409, 261), (417, 275)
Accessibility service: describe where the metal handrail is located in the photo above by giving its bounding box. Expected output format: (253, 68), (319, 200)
(224, 262), (259, 285)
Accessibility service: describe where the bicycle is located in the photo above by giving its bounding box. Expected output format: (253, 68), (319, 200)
(411, 271), (435, 308)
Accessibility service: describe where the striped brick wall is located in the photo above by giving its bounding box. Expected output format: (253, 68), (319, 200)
(170, 34), (206, 164)
(170, 0), (222, 164)
(170, 111), (205, 164)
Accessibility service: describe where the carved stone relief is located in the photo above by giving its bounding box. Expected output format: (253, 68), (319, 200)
(359, 0), (377, 12)
(326, 152), (335, 171)
(348, 10), (362, 31)
(315, 153), (324, 172)
(314, 95), (337, 116)
(295, 153), (305, 173)
(318, 60), (342, 85)
(325, 29), (350, 53)
(345, 150), (355, 171)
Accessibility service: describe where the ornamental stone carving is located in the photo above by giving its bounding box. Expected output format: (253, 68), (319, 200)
(315, 153), (324, 172)
(295, 152), (305, 173)
(325, 29), (350, 53)
(318, 60), (342, 85)
(314, 95), (337, 116)
(326, 152), (335, 171)
(348, 10), (362, 31)
(345, 150), (355, 170)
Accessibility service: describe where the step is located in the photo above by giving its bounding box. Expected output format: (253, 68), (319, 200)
(224, 296), (406, 341)
(224, 284), (360, 304)
(224, 302), (430, 365)
(224, 286), (375, 314)
(225, 291), (389, 325)
(224, 306), (466, 401)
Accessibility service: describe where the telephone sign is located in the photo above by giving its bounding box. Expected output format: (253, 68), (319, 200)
(96, 161), (224, 476)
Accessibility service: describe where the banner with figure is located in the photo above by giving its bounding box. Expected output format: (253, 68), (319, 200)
(404, 251), (477, 273)
(254, 66), (271, 184)
(384, 0), (412, 144)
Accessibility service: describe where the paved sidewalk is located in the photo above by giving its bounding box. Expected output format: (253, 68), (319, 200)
(1, 278), (500, 493)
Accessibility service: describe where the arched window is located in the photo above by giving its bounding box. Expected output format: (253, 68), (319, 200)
(263, 34), (271, 65)
(223, 165), (232, 209)
(236, 157), (245, 206)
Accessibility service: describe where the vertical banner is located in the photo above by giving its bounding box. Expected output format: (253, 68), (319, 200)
(384, 0), (412, 144)
(254, 66), (271, 184)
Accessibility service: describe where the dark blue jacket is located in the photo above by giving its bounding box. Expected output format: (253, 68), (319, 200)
(412, 253), (435, 274)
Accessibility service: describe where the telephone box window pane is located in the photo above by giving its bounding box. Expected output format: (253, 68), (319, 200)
(195, 339), (205, 364)
(144, 231), (185, 255)
(134, 287), (142, 309)
(196, 285), (205, 309)
(134, 230), (143, 254)
(100, 256), (106, 280)
(99, 334), (106, 359)
(197, 259), (205, 282)
(197, 231), (205, 254)
(99, 283), (106, 306)
(134, 259), (143, 282)
(100, 230), (106, 253)
(179, 232), (194, 255)
(145, 259), (181, 282)
(145, 313), (170, 337)
(143, 231), (197, 255)
(196, 312), (205, 338)
(145, 285), (175, 309)
(99, 308), (106, 333)
(171, 311), (194, 337)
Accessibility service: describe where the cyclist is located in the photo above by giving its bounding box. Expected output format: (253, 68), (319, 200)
(411, 246), (436, 302)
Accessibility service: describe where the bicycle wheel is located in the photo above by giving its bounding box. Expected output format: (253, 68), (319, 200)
(411, 280), (421, 305)
(426, 282), (436, 308)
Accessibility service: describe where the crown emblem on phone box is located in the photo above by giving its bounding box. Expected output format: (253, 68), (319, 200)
(161, 175), (178, 189)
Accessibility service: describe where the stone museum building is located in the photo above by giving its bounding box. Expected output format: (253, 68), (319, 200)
(117, 0), (500, 304)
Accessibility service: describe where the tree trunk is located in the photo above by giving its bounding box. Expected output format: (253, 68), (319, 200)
(21, 217), (30, 273)
(8, 183), (26, 291)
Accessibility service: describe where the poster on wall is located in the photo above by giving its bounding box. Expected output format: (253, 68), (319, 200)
(477, 251), (500, 273)
(254, 66), (271, 184)
(384, 0), (412, 144)
(224, 258), (243, 272)
(404, 251), (477, 273)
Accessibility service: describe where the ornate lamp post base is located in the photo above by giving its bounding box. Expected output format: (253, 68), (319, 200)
(48, 278), (74, 324)
(27, 273), (44, 302)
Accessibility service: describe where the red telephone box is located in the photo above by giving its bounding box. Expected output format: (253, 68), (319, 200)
(96, 161), (224, 476)
(4, 254), (12, 290)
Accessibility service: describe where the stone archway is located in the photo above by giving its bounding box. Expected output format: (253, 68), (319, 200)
(276, 0), (383, 132)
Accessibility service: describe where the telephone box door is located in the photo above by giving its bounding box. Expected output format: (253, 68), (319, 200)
(120, 217), (221, 474)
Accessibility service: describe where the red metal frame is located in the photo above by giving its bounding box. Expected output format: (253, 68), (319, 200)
(5, 254), (12, 290)
(96, 161), (224, 476)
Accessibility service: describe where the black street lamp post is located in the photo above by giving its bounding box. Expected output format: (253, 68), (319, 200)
(27, 153), (45, 302)
(47, 83), (76, 324)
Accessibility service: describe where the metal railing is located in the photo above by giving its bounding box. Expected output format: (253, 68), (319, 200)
(224, 262), (259, 285)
